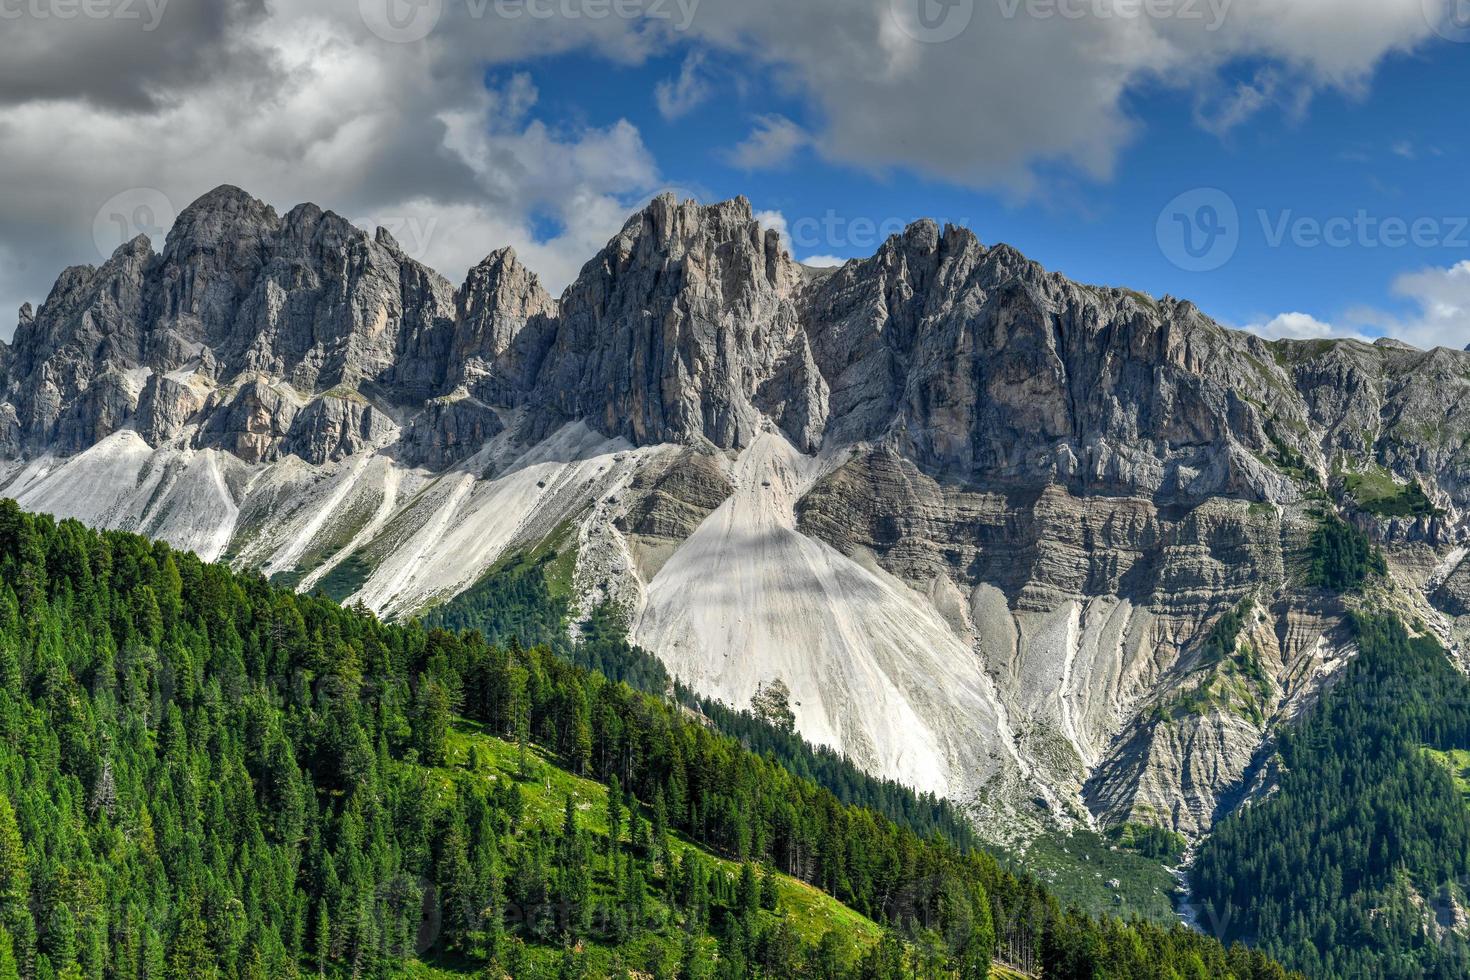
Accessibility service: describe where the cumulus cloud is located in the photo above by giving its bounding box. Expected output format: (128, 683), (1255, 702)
(727, 115), (809, 170)
(0, 2), (670, 330)
(1243, 311), (1367, 342)
(1354, 261), (1470, 350)
(0, 0), (261, 111)
(0, 0), (1454, 334)
(753, 209), (789, 242)
(799, 255), (848, 268)
(682, 0), (1440, 190)
(655, 51), (711, 120)
(1245, 262), (1470, 351)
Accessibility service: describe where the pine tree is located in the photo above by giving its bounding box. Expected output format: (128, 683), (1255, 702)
(415, 676), (453, 767)
(606, 776), (623, 857)
(738, 862), (759, 917)
(314, 902), (330, 977)
(167, 906), (217, 980)
(0, 797), (27, 931)
(652, 787), (671, 868)
(0, 926), (18, 980)
(556, 939), (586, 980)
(759, 863), (779, 911)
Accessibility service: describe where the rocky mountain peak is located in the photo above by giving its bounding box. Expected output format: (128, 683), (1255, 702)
(164, 184), (280, 256)
(526, 193), (806, 448)
(447, 243), (557, 401)
(11, 187), (1470, 849)
(5, 185), (1470, 519)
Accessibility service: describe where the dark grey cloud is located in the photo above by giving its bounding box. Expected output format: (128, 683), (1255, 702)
(0, 0), (270, 110)
(0, 0), (1451, 337)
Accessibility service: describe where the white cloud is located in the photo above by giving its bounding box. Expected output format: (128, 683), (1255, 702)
(1355, 261), (1470, 350)
(800, 255), (847, 268)
(1193, 66), (1313, 136)
(1244, 262), (1470, 351)
(753, 209), (789, 242)
(0, 0), (1453, 331)
(681, 0), (1439, 191)
(655, 51), (711, 120)
(727, 115), (808, 170)
(0, 4), (669, 329)
(1243, 311), (1366, 341)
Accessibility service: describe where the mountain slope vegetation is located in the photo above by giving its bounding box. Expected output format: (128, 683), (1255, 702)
(0, 500), (1296, 978)
(423, 538), (1186, 925)
(1194, 615), (1470, 978)
(420, 543), (983, 855)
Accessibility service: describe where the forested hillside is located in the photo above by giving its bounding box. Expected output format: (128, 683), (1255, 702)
(420, 546), (982, 855)
(1194, 614), (1470, 978)
(421, 532), (1182, 925)
(0, 501), (1295, 978)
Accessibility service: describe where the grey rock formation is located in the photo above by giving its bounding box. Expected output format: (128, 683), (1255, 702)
(7, 184), (1470, 843)
(526, 194), (805, 448)
(194, 376), (301, 464)
(136, 373), (207, 446)
(396, 394), (504, 470)
(281, 391), (398, 466)
(450, 247), (557, 402)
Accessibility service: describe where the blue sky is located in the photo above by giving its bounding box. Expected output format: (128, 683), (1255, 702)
(1, 0), (1467, 348)
(521, 37), (1470, 341)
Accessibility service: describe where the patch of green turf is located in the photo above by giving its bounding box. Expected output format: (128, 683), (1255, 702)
(400, 718), (885, 977)
(313, 552), (377, 603)
(1342, 465), (1439, 518)
(1424, 747), (1470, 807)
(1011, 827), (1179, 925)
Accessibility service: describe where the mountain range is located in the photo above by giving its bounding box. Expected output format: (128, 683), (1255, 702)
(5, 184), (1469, 844)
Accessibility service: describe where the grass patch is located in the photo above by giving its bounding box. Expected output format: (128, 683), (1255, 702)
(1009, 827), (1179, 925)
(1424, 747), (1470, 808)
(1342, 466), (1439, 518)
(1154, 664), (1271, 727)
(401, 719), (883, 976)
(1152, 599), (1272, 726)
(313, 552), (377, 603)
(1121, 288), (1157, 311)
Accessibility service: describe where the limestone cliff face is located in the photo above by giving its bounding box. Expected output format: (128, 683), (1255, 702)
(526, 194), (806, 449)
(6, 186), (1470, 841)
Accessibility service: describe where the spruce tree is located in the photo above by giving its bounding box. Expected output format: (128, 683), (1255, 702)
(0, 797), (27, 932)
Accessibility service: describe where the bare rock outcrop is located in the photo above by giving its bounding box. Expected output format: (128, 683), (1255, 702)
(8, 185), (1470, 841)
